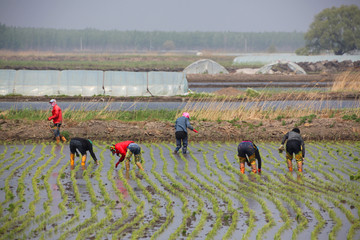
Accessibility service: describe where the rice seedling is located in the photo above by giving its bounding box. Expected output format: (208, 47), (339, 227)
(0, 141), (359, 239)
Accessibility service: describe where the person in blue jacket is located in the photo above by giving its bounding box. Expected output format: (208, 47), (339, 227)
(174, 112), (198, 154)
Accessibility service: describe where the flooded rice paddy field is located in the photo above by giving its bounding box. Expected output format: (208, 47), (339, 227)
(0, 142), (360, 240)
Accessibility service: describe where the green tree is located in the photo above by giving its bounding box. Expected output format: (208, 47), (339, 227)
(304, 5), (360, 55)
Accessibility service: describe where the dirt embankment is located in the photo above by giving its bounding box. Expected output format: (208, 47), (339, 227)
(1, 118), (359, 143)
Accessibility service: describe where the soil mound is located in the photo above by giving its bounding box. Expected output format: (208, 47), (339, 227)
(214, 87), (243, 96)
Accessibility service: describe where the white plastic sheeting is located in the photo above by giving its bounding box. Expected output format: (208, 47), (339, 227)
(0, 70), (188, 96)
(256, 61), (307, 75)
(183, 59), (229, 74)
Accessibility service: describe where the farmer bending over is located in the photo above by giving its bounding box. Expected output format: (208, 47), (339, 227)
(69, 137), (98, 169)
(174, 112), (198, 154)
(237, 140), (262, 174)
(278, 127), (305, 172)
(47, 99), (66, 143)
(110, 141), (144, 171)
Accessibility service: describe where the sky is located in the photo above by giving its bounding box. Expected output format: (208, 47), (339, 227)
(0, 0), (359, 32)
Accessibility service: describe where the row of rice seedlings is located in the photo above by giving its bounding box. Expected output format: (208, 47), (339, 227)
(94, 145), (116, 206)
(129, 169), (160, 240)
(153, 144), (196, 239)
(323, 145), (347, 181)
(29, 145), (57, 224)
(304, 146), (360, 239)
(94, 150), (130, 239)
(0, 142), (8, 162)
(311, 145), (358, 198)
(0, 145), (25, 210)
(143, 174), (174, 240)
(0, 144), (35, 237)
(44, 147), (70, 236)
(211, 144), (276, 240)
(276, 144), (345, 239)
(334, 143), (360, 175)
(294, 174), (343, 239)
(142, 145), (175, 240)
(61, 143), (102, 237)
(273, 169), (327, 240)
(111, 164), (146, 239)
(51, 162), (82, 237)
(30, 144), (66, 238)
(273, 172), (309, 239)
(187, 143), (240, 239)
(161, 143), (213, 239)
(194, 144), (244, 237)
(254, 144), (301, 239)
(222, 146), (282, 240)
(64, 159), (105, 239)
(146, 144), (192, 240)
(76, 144), (114, 240)
(27, 145), (64, 238)
(82, 158), (99, 205)
(16, 145), (57, 236)
(0, 145), (33, 215)
(198, 143), (258, 239)
(75, 206), (112, 240)
(0, 145), (23, 175)
(3, 143), (51, 239)
(0, 144), (40, 235)
(58, 206), (98, 240)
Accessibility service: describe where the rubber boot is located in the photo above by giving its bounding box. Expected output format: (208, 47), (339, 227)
(287, 160), (293, 172)
(81, 155), (87, 166)
(70, 153), (75, 166)
(61, 135), (67, 143)
(136, 162), (144, 171)
(125, 161), (130, 172)
(297, 161), (303, 172)
(240, 163), (245, 174)
(56, 136), (60, 144)
(251, 163), (257, 174)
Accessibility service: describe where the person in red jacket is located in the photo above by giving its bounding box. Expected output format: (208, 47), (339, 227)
(110, 141), (144, 171)
(47, 99), (66, 143)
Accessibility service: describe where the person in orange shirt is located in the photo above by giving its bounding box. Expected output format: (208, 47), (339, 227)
(47, 99), (66, 143)
(110, 141), (144, 171)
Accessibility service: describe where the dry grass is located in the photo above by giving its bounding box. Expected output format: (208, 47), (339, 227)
(331, 70), (360, 92)
(179, 95), (360, 121)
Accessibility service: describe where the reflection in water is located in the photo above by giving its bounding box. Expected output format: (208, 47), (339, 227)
(116, 177), (129, 199)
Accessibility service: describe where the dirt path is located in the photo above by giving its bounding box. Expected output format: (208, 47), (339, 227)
(1, 118), (359, 143)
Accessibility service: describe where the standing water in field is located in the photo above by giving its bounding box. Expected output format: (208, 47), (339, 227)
(0, 142), (359, 239)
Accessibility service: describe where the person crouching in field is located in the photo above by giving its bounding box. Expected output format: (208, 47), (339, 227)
(278, 127), (305, 172)
(237, 140), (262, 174)
(174, 112), (198, 154)
(70, 137), (98, 169)
(110, 141), (144, 171)
(48, 99), (66, 143)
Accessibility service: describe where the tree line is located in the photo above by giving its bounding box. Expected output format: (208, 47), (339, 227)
(0, 23), (305, 52)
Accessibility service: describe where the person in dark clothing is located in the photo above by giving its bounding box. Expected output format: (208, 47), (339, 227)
(237, 141), (262, 174)
(69, 137), (98, 169)
(174, 112), (198, 154)
(279, 128), (305, 172)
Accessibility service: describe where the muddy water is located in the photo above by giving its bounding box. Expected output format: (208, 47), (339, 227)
(0, 142), (359, 239)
